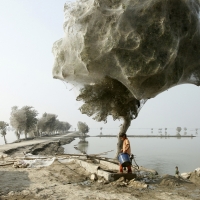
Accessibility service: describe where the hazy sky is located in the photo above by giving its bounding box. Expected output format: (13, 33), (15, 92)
(1, 1), (200, 137)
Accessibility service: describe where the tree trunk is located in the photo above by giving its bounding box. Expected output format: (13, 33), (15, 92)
(24, 132), (27, 139)
(36, 128), (40, 137)
(15, 131), (20, 140)
(115, 116), (131, 158)
(18, 132), (20, 140)
(3, 135), (7, 144)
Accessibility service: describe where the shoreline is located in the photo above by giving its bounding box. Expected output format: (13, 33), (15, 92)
(0, 133), (200, 199)
(93, 135), (196, 137)
(0, 132), (82, 157)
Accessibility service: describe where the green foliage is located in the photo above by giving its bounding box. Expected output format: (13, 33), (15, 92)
(54, 120), (71, 133)
(10, 107), (27, 134)
(0, 121), (9, 144)
(0, 121), (8, 136)
(37, 113), (57, 133)
(10, 106), (38, 139)
(60, 121), (71, 132)
(77, 121), (89, 134)
(22, 106), (38, 134)
(37, 113), (71, 134)
(76, 77), (140, 123)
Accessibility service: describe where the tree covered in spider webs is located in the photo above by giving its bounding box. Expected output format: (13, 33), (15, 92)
(77, 76), (141, 156)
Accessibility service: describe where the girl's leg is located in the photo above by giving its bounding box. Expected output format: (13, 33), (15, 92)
(119, 164), (123, 173)
(127, 165), (132, 173)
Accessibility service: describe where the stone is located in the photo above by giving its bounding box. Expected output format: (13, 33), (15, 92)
(128, 179), (148, 189)
(8, 191), (15, 196)
(90, 173), (98, 181)
(189, 171), (200, 185)
(21, 190), (30, 196)
(195, 168), (200, 176)
(181, 172), (191, 179)
(116, 177), (125, 182)
(160, 175), (181, 187)
(98, 176), (106, 183)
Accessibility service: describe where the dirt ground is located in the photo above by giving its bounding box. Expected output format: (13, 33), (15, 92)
(0, 136), (200, 200)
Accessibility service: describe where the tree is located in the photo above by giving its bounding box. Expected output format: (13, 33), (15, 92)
(22, 106), (38, 139)
(77, 121), (89, 136)
(45, 114), (57, 134)
(76, 77), (143, 156)
(61, 121), (71, 133)
(54, 120), (71, 134)
(0, 121), (9, 144)
(176, 127), (182, 137)
(10, 106), (26, 140)
(100, 127), (103, 135)
(37, 115), (46, 136)
(54, 119), (61, 134)
(10, 106), (38, 139)
(37, 113), (58, 135)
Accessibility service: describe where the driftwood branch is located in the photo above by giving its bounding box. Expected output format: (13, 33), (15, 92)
(0, 162), (14, 166)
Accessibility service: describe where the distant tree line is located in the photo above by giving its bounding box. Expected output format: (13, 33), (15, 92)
(0, 105), (71, 144)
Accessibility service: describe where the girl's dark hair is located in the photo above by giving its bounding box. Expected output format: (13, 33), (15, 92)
(119, 133), (127, 138)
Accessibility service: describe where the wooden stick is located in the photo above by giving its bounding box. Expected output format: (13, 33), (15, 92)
(59, 154), (119, 165)
(0, 162), (14, 166)
(57, 150), (114, 157)
(56, 153), (88, 157)
(89, 150), (114, 156)
(14, 156), (53, 160)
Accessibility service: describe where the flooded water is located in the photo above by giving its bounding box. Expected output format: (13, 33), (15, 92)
(0, 130), (21, 145)
(63, 136), (200, 176)
(1, 129), (199, 176)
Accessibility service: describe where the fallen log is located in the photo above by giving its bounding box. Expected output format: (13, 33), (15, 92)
(56, 153), (87, 157)
(14, 156), (53, 160)
(56, 155), (119, 166)
(0, 162), (14, 166)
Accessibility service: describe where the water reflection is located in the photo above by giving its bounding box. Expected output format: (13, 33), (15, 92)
(63, 136), (200, 175)
(74, 137), (89, 154)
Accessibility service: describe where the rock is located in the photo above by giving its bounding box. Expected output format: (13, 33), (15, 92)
(34, 187), (44, 194)
(195, 168), (200, 176)
(110, 176), (127, 186)
(115, 177), (125, 183)
(21, 190), (30, 196)
(0, 154), (7, 159)
(128, 179), (148, 189)
(189, 171), (200, 185)
(90, 173), (98, 181)
(98, 176), (106, 184)
(8, 191), (15, 196)
(181, 172), (191, 179)
(160, 175), (181, 187)
(13, 160), (29, 168)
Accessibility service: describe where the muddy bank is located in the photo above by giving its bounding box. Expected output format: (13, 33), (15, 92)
(0, 156), (200, 200)
(3, 136), (74, 157)
(0, 135), (200, 200)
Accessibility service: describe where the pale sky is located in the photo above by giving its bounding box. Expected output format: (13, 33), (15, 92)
(0, 1), (200, 137)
